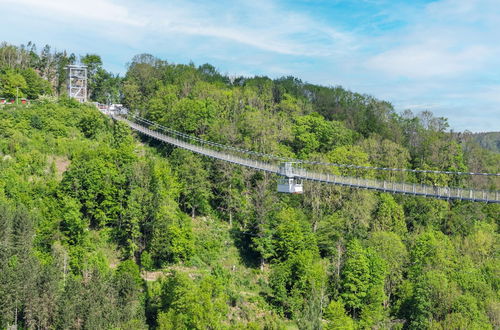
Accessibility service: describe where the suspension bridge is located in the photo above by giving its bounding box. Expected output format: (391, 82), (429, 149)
(108, 112), (500, 204)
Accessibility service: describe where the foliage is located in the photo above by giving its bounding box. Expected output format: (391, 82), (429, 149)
(0, 42), (120, 102)
(268, 250), (326, 319)
(0, 49), (498, 329)
(323, 300), (355, 330)
(373, 193), (407, 235)
(0, 70), (27, 98)
(157, 271), (228, 329)
(470, 131), (500, 153)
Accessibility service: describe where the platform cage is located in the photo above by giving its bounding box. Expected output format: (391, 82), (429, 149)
(277, 177), (304, 194)
(277, 162), (304, 194)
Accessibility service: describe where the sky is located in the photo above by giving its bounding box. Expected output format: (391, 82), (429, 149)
(0, 0), (499, 132)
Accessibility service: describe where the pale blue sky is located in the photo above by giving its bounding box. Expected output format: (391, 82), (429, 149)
(1, 0), (499, 132)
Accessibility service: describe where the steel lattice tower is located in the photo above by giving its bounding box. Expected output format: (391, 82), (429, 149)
(67, 65), (87, 102)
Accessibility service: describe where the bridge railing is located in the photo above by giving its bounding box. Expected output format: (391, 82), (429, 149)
(293, 169), (498, 202)
(110, 112), (500, 203)
(128, 114), (289, 165)
(126, 113), (498, 185)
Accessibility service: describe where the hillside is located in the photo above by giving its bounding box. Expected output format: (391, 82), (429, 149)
(1, 46), (500, 329)
(472, 132), (500, 153)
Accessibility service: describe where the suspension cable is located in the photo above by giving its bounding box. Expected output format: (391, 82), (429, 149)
(127, 114), (500, 177)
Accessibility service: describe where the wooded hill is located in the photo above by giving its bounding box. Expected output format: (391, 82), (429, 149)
(471, 132), (500, 153)
(0, 44), (499, 329)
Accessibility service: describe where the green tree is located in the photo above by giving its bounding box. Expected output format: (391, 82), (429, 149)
(158, 271), (228, 329)
(409, 230), (455, 277)
(326, 145), (371, 177)
(78, 108), (106, 139)
(81, 54), (102, 94)
(0, 70), (27, 99)
(373, 193), (407, 235)
(291, 113), (356, 157)
(407, 270), (459, 328)
(120, 175), (151, 259)
(114, 260), (144, 323)
(150, 213), (194, 265)
(270, 207), (318, 262)
(340, 239), (370, 317)
(146, 84), (179, 122)
(366, 231), (407, 310)
(403, 197), (449, 231)
(359, 249), (387, 328)
(122, 53), (165, 110)
(60, 150), (125, 228)
(359, 135), (410, 181)
(323, 300), (355, 330)
(170, 149), (212, 218)
(92, 68), (122, 104)
(59, 197), (87, 246)
(166, 98), (216, 135)
(210, 161), (249, 226)
(268, 250), (326, 319)
(20, 68), (53, 99)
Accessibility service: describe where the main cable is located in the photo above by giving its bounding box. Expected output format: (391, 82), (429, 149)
(128, 113), (500, 177)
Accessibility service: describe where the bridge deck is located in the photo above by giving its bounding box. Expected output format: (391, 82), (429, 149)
(117, 116), (500, 204)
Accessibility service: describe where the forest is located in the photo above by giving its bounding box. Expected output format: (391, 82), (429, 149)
(468, 132), (500, 154)
(1, 42), (499, 329)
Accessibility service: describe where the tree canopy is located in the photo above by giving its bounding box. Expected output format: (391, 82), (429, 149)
(0, 44), (499, 329)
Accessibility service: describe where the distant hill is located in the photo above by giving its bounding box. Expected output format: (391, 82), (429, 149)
(472, 132), (500, 153)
